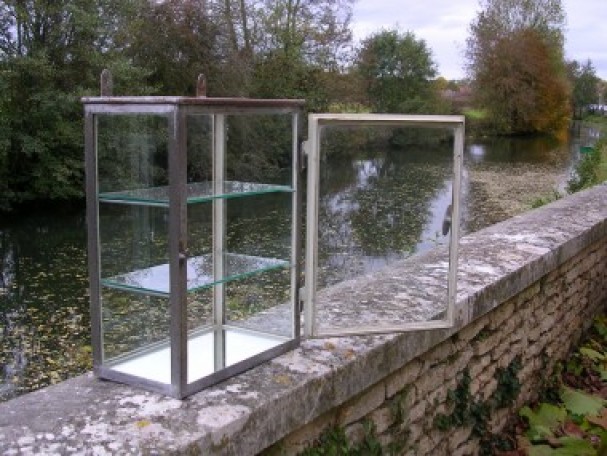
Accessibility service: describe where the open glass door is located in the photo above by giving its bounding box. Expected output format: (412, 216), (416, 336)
(304, 114), (465, 337)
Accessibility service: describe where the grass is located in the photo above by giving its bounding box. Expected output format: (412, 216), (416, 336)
(463, 108), (488, 120)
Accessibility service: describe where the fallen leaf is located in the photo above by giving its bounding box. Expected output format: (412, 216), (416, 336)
(587, 409), (607, 430)
(562, 420), (586, 438)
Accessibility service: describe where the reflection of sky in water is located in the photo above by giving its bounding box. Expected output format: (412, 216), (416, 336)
(318, 150), (453, 288)
(468, 144), (486, 164)
(354, 158), (384, 189)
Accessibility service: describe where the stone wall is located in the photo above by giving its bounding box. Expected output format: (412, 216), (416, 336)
(0, 184), (606, 455)
(272, 237), (607, 455)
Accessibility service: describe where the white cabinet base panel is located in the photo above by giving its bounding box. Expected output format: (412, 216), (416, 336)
(110, 328), (286, 384)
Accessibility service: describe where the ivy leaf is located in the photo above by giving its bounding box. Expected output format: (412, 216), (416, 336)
(528, 445), (556, 456)
(561, 388), (605, 417)
(580, 347), (605, 362)
(554, 436), (597, 455)
(520, 404), (567, 441)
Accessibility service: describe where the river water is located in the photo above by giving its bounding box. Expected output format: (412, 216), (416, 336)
(0, 126), (591, 401)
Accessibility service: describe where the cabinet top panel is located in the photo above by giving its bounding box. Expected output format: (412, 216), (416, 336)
(81, 96), (305, 109)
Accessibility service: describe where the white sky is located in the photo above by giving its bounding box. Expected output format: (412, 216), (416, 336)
(351, 0), (607, 80)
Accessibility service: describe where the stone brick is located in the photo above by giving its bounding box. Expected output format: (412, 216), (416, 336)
(492, 340), (511, 361)
(279, 411), (336, 454)
(452, 441), (479, 456)
(337, 382), (386, 426)
(489, 408), (512, 433)
(425, 341), (456, 366)
(474, 333), (500, 357)
(448, 426), (472, 452)
(386, 359), (422, 398)
(416, 435), (438, 455)
(489, 303), (515, 330)
(469, 354), (491, 378)
(369, 406), (395, 435)
(445, 349), (474, 380)
(406, 400), (427, 425)
(459, 318), (489, 343)
(344, 422), (365, 446)
(481, 378), (498, 401)
(405, 421), (423, 444)
(415, 363), (446, 396)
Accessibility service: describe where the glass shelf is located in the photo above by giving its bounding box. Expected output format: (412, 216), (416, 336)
(98, 181), (293, 206)
(101, 253), (289, 296)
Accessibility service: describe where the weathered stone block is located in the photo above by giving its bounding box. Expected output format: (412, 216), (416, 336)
(386, 359), (422, 398)
(369, 406), (395, 435)
(337, 382), (386, 426)
(469, 354), (491, 378)
(448, 426), (473, 452)
(415, 363), (446, 396)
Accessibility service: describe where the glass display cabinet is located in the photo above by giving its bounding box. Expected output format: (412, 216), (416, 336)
(84, 74), (465, 398)
(84, 91), (304, 398)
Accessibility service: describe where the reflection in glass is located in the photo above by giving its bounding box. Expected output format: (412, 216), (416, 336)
(225, 269), (292, 338)
(97, 115), (169, 194)
(225, 114), (294, 186)
(98, 204), (169, 280)
(317, 126), (454, 288)
(102, 289), (170, 370)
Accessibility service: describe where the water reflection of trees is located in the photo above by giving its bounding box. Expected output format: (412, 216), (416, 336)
(317, 132), (453, 288)
(467, 134), (569, 167)
(0, 215), (90, 400)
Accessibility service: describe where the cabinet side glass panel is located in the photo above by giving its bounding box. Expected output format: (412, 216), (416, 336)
(225, 113), (294, 190)
(97, 114), (170, 204)
(99, 204), (170, 295)
(96, 112), (172, 383)
(101, 289), (171, 383)
(312, 124), (455, 334)
(224, 193), (293, 338)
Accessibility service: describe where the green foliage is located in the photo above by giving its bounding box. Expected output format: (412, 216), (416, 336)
(493, 356), (523, 408)
(434, 358), (523, 454)
(0, 0), (358, 211)
(356, 29), (441, 115)
(299, 421), (382, 456)
(499, 315), (607, 455)
(567, 139), (605, 193)
(519, 403), (567, 441)
(531, 191), (562, 209)
(568, 59), (600, 116)
(560, 388), (605, 417)
(0, 0), (151, 210)
(466, 0), (571, 135)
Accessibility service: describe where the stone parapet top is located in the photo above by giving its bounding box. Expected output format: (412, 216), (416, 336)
(1, 184), (606, 455)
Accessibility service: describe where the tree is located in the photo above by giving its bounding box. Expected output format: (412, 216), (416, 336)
(0, 0), (146, 210)
(120, 0), (219, 96)
(466, 0), (570, 135)
(474, 28), (570, 134)
(356, 29), (440, 114)
(568, 59), (600, 117)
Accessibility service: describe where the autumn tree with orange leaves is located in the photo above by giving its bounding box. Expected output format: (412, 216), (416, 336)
(466, 0), (571, 135)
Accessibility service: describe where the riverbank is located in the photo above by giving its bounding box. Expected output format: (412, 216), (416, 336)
(464, 162), (568, 233)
